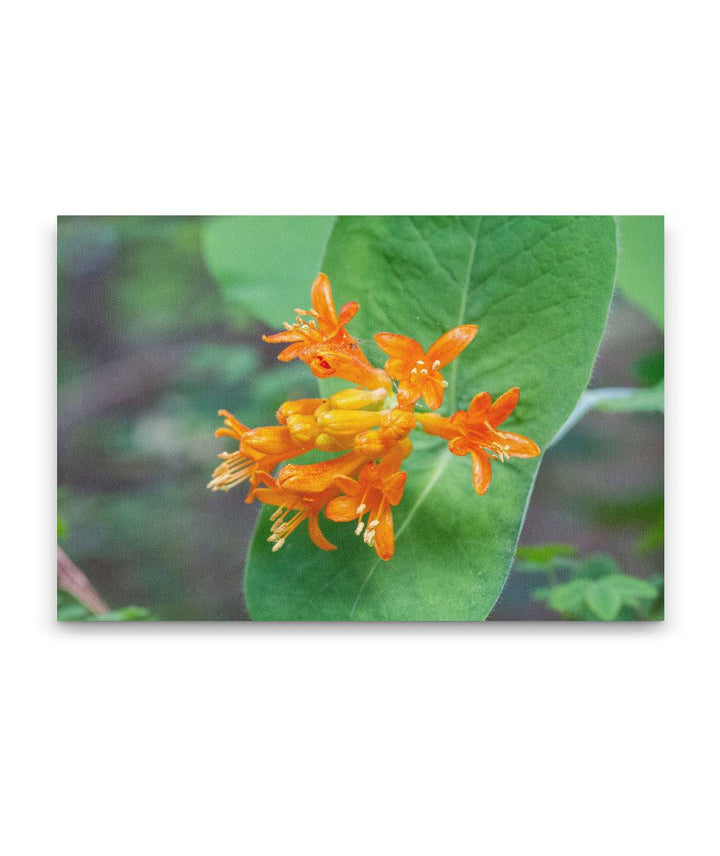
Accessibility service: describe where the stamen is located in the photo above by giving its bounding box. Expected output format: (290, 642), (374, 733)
(367, 519), (380, 530)
(417, 360), (424, 366)
(355, 520), (364, 536)
(420, 368), (428, 375)
(356, 503), (366, 514)
(432, 360), (441, 370)
(441, 380), (449, 388)
(410, 368), (417, 374)
(272, 539), (285, 552)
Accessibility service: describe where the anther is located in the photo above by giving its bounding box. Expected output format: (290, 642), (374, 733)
(417, 360), (424, 366)
(355, 520), (364, 536)
(272, 539), (285, 552)
(441, 380), (449, 388)
(420, 368), (428, 375)
(432, 360), (441, 370)
(368, 519), (379, 529)
(356, 503), (366, 514)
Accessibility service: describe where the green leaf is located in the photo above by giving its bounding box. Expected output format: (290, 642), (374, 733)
(89, 606), (154, 621)
(616, 216), (664, 330)
(516, 543), (578, 568)
(548, 579), (592, 614)
(202, 216), (336, 326)
(245, 216), (617, 620)
(578, 554), (623, 580)
(585, 579), (622, 621)
(604, 574), (658, 601)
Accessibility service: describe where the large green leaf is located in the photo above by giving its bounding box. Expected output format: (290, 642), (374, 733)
(615, 216), (664, 329)
(245, 216), (617, 620)
(202, 216), (336, 326)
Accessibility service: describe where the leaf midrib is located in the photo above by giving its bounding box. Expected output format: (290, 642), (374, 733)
(350, 218), (482, 617)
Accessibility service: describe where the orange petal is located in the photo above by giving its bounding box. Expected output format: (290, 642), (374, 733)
(308, 514), (337, 551)
(426, 324), (478, 369)
(311, 273), (338, 328)
(277, 450), (366, 493)
(242, 426), (299, 455)
(487, 387), (520, 426)
(276, 398), (325, 424)
(333, 475), (360, 496)
(314, 349), (392, 391)
(415, 412), (458, 441)
(262, 330), (303, 344)
(325, 495), (359, 522)
(277, 342), (309, 362)
(470, 449), (493, 495)
(373, 505), (395, 561)
(374, 332), (424, 362)
(468, 392), (492, 417)
(383, 471), (407, 506)
(317, 408), (383, 436)
(498, 431), (540, 458)
(337, 301), (360, 326)
(421, 376), (445, 410)
(448, 436), (470, 456)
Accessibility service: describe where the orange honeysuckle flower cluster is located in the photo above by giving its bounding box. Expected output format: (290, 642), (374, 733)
(208, 274), (540, 561)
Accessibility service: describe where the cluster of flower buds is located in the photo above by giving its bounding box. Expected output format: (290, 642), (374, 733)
(209, 274), (539, 560)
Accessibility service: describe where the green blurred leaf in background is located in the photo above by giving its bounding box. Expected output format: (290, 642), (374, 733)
(203, 216), (336, 325)
(616, 216), (664, 330)
(243, 216), (618, 620)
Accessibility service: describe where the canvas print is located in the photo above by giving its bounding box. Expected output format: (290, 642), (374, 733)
(57, 216), (664, 621)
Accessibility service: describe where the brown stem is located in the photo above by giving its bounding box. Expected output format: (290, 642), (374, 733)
(57, 547), (110, 616)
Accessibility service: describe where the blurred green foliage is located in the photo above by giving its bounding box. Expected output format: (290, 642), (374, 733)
(519, 549), (663, 621)
(57, 591), (154, 622)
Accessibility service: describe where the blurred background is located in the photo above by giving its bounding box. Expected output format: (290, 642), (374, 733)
(57, 216), (663, 620)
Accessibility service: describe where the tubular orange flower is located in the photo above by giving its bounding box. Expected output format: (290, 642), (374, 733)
(418, 388), (540, 495)
(207, 410), (312, 498)
(325, 440), (411, 561)
(276, 449), (368, 493)
(374, 324), (478, 409)
(252, 476), (339, 552)
(263, 273), (392, 391)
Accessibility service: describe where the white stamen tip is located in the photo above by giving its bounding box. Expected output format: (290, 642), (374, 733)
(368, 519), (380, 529)
(355, 520), (365, 535)
(417, 360), (424, 366)
(432, 360), (441, 370)
(410, 368), (417, 374)
(272, 538), (285, 552)
(420, 368), (428, 375)
(356, 503), (366, 514)
(441, 380), (449, 388)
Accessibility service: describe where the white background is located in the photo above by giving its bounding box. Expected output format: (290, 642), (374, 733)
(3, 1), (717, 854)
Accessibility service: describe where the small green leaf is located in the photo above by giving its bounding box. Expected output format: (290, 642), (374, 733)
(89, 606), (154, 621)
(202, 216), (336, 325)
(516, 543), (578, 567)
(585, 580), (622, 621)
(548, 579), (592, 614)
(616, 216), (664, 330)
(604, 574), (658, 601)
(579, 554), (623, 580)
